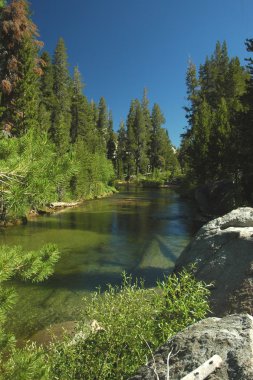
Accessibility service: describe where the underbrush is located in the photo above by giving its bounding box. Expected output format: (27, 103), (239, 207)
(49, 269), (210, 380)
(0, 268), (210, 379)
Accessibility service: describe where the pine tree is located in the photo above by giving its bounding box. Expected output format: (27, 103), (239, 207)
(141, 88), (152, 171)
(190, 99), (213, 182)
(180, 41), (248, 185)
(239, 39), (253, 200)
(0, 243), (60, 379)
(126, 100), (137, 177)
(97, 96), (109, 151)
(134, 100), (148, 175)
(150, 103), (166, 171)
(0, 0), (43, 136)
(90, 99), (98, 126)
(107, 110), (117, 166)
(159, 129), (180, 175)
(116, 120), (127, 179)
(184, 60), (199, 127)
(51, 38), (71, 152)
(70, 66), (87, 144)
(38, 51), (54, 131)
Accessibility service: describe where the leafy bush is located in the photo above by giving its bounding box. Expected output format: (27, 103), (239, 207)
(50, 269), (210, 380)
(0, 244), (60, 380)
(0, 266), (210, 379)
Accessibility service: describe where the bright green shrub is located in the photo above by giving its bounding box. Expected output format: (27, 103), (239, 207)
(50, 269), (210, 380)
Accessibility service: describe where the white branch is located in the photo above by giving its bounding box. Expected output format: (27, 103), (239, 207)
(180, 355), (223, 380)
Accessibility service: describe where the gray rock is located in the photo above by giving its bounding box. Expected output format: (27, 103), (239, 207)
(128, 314), (253, 380)
(175, 207), (253, 316)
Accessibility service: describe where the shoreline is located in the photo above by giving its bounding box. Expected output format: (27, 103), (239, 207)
(0, 188), (117, 227)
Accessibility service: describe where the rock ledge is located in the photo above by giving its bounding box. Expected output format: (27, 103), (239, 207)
(175, 207), (253, 315)
(128, 314), (253, 380)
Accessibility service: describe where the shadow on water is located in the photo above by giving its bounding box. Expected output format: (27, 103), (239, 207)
(2, 187), (198, 339)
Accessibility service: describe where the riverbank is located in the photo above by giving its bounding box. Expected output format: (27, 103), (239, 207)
(0, 187), (117, 227)
(115, 179), (180, 189)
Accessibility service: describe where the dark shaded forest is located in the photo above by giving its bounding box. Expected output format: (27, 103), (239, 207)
(179, 40), (253, 205)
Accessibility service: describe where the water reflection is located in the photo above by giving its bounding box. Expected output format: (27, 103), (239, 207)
(0, 187), (197, 339)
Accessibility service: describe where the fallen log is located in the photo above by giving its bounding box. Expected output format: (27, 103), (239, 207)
(49, 201), (80, 209)
(180, 355), (223, 380)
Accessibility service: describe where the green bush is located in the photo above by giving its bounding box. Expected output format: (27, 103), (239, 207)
(0, 267), (210, 379)
(0, 244), (60, 380)
(50, 269), (210, 380)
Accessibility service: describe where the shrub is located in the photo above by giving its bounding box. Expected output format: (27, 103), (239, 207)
(50, 269), (210, 380)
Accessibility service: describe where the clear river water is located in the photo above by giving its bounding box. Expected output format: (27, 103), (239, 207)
(0, 187), (198, 340)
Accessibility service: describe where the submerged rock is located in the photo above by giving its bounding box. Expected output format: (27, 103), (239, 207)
(28, 321), (77, 347)
(175, 207), (253, 316)
(128, 314), (253, 380)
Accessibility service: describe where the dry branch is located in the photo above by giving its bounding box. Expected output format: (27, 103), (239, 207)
(180, 355), (223, 380)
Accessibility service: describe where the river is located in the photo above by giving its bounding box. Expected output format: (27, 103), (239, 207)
(0, 187), (198, 340)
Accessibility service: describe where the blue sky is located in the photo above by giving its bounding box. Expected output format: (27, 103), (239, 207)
(30, 0), (253, 147)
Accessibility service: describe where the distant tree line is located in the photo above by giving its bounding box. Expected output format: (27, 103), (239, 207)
(116, 89), (180, 180)
(179, 40), (253, 203)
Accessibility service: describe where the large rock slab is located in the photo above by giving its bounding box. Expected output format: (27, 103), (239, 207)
(128, 314), (253, 380)
(175, 207), (253, 316)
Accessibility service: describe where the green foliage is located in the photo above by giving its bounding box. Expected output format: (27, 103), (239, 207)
(39, 51), (54, 132)
(155, 269), (210, 342)
(116, 120), (128, 179)
(107, 110), (117, 166)
(180, 41), (249, 187)
(0, 344), (50, 380)
(97, 96), (109, 151)
(74, 139), (115, 199)
(51, 38), (71, 152)
(0, 243), (60, 379)
(0, 244), (60, 283)
(119, 94), (180, 180)
(70, 66), (86, 144)
(50, 269), (210, 380)
(0, 128), (73, 219)
(0, 0), (42, 136)
(238, 38), (253, 201)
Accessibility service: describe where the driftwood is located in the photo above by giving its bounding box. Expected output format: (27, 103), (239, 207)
(181, 355), (223, 380)
(49, 202), (80, 209)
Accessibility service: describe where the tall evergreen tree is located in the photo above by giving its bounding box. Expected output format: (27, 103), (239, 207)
(238, 39), (253, 200)
(97, 96), (109, 150)
(0, 0), (43, 136)
(38, 51), (54, 131)
(116, 120), (127, 178)
(180, 41), (248, 185)
(150, 103), (166, 171)
(141, 88), (152, 170)
(134, 100), (148, 175)
(70, 66), (87, 144)
(126, 100), (138, 177)
(107, 110), (117, 166)
(51, 38), (71, 152)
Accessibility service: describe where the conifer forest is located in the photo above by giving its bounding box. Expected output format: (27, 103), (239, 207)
(1, 1), (253, 379)
(0, 0), (179, 223)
